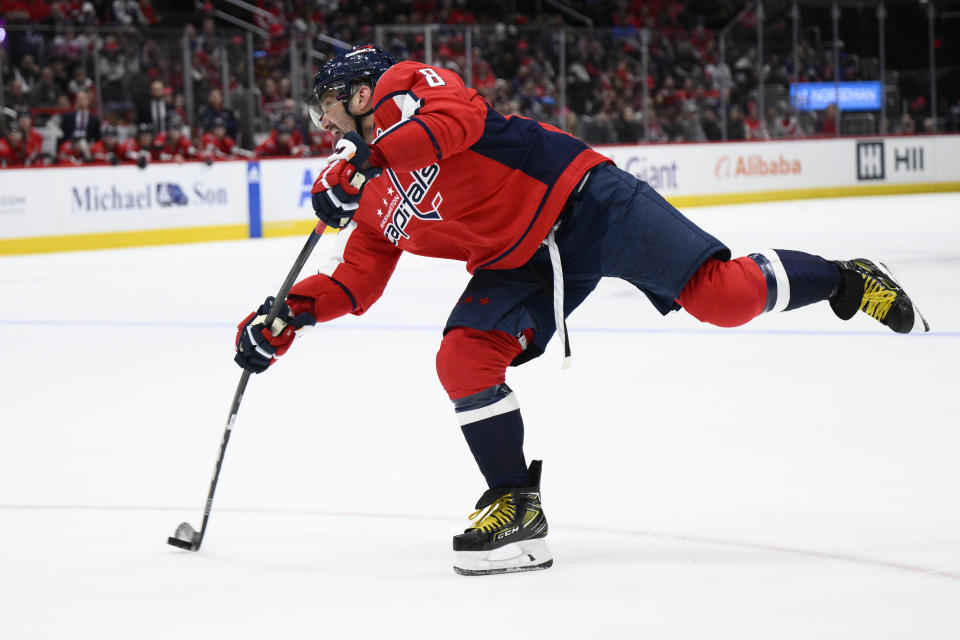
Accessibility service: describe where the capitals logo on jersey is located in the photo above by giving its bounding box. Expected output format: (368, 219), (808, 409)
(380, 163), (443, 245)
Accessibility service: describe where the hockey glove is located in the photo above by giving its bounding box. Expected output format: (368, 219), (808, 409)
(234, 296), (316, 374)
(311, 130), (375, 229)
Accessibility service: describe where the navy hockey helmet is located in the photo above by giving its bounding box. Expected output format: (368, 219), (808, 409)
(306, 44), (397, 131)
(166, 113), (185, 132)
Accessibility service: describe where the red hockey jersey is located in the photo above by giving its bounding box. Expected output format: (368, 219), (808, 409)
(154, 131), (197, 161)
(200, 132), (238, 158)
(288, 62), (608, 322)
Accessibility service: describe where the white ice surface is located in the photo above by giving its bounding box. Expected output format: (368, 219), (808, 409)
(1, 193), (958, 639)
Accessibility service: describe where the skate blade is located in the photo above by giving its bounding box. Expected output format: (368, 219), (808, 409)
(877, 260), (930, 333)
(453, 538), (553, 576)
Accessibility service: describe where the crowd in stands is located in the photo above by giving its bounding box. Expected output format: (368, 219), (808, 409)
(1, 0), (953, 168)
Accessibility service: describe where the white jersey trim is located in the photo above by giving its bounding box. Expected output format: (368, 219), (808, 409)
(758, 248), (791, 313)
(373, 92), (423, 143)
(318, 221), (358, 277)
(456, 392), (520, 427)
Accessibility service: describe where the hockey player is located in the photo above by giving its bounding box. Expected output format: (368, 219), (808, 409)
(153, 114), (197, 163)
(57, 129), (93, 165)
(253, 122), (304, 158)
(118, 122), (157, 168)
(0, 122), (30, 167)
(89, 124), (122, 165)
(17, 107), (45, 166)
(233, 45), (930, 576)
(199, 117), (251, 162)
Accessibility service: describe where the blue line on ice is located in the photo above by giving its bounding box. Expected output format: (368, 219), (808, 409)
(0, 318), (955, 338)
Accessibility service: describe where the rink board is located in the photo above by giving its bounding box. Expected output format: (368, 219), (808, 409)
(1, 135), (958, 255)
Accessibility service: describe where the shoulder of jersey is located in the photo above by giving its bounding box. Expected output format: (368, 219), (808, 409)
(375, 61), (458, 97)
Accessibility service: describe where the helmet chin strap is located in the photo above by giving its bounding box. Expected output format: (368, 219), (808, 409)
(343, 101), (371, 140)
(341, 82), (372, 141)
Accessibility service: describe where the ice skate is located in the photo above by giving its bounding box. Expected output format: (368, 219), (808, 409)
(453, 460), (552, 576)
(830, 259), (929, 333)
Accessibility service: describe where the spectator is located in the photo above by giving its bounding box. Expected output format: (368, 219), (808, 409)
(170, 93), (188, 127)
(819, 103), (838, 136)
(28, 67), (61, 108)
(60, 90), (101, 147)
(614, 105), (642, 143)
(771, 106), (801, 139)
(660, 108), (683, 141)
(578, 111), (617, 144)
(51, 27), (87, 65)
(907, 96), (928, 125)
(897, 113), (916, 135)
(701, 106), (722, 141)
(197, 88), (238, 139)
(727, 104), (747, 140)
(196, 16), (222, 54)
(113, 0), (147, 27)
(947, 98), (960, 133)
(743, 101), (766, 139)
(138, 80), (172, 132)
(46, 94), (74, 143)
(261, 77), (281, 107)
(0, 0), (31, 24)
(98, 38), (127, 103)
(13, 54), (41, 93)
(114, 102), (140, 140)
(679, 105), (706, 142)
(139, 0), (160, 25)
(50, 60), (71, 94)
(6, 80), (31, 114)
(68, 65), (95, 97)
(78, 1), (101, 27)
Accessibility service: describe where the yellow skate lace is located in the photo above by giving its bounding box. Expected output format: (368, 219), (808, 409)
(467, 494), (517, 533)
(860, 276), (897, 321)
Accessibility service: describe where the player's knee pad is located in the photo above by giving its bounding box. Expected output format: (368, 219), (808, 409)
(677, 257), (768, 328)
(436, 327), (524, 401)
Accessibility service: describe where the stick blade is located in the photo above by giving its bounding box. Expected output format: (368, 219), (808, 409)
(167, 522), (200, 551)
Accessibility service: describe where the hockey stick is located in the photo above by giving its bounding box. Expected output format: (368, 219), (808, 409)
(167, 221), (326, 552)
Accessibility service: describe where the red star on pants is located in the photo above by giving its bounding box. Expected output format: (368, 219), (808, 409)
(480, 297), (490, 306)
(463, 296), (473, 304)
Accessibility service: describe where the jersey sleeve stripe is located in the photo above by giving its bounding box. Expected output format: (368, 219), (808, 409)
(328, 276), (358, 311)
(410, 117), (442, 160)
